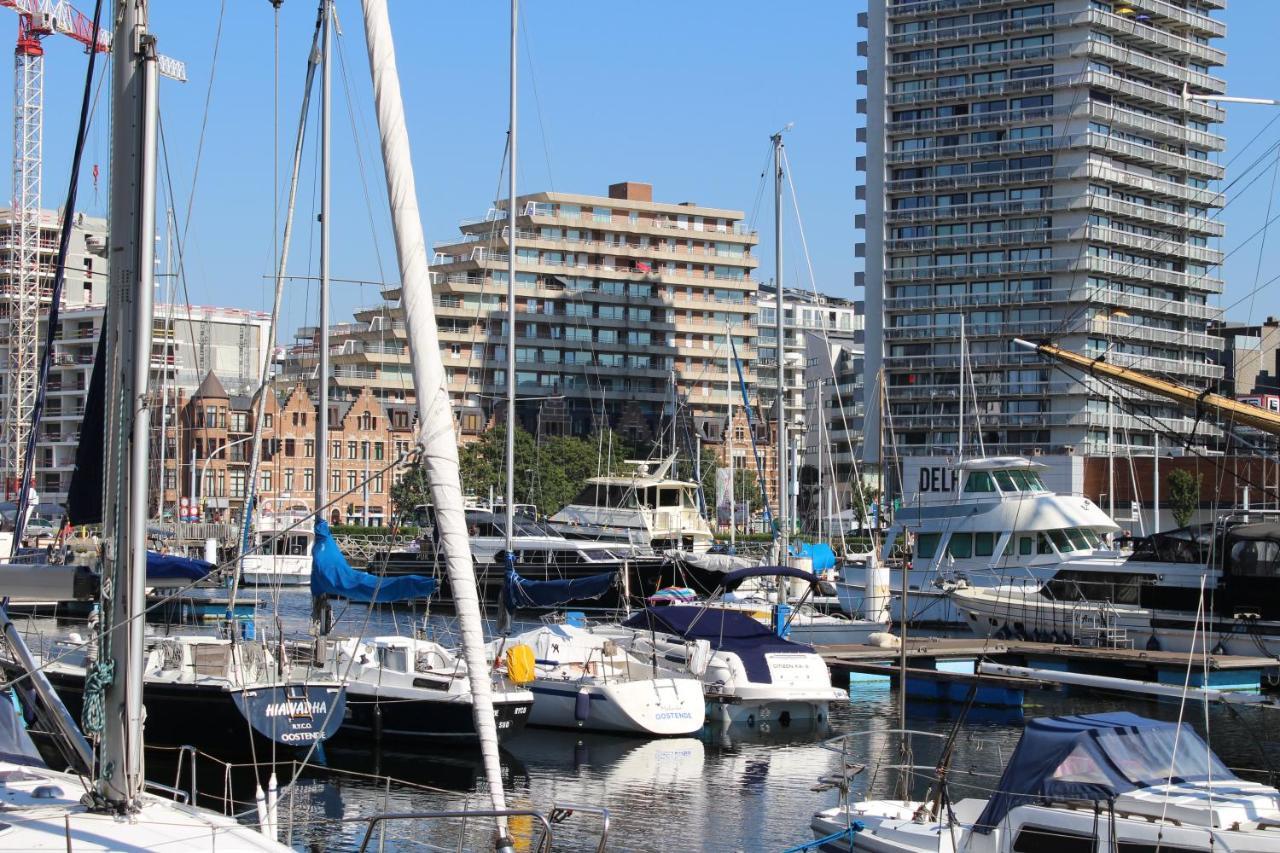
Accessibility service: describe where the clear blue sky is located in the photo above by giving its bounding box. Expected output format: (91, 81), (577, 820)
(8, 1), (1279, 340)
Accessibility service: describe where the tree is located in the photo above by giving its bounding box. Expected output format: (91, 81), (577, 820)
(389, 462), (431, 519)
(1167, 468), (1202, 528)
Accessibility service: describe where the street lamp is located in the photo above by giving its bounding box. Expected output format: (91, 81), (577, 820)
(197, 433), (256, 523)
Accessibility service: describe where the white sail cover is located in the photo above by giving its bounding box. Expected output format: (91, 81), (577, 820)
(359, 0), (509, 827)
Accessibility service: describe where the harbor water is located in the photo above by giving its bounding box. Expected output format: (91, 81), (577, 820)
(25, 589), (1280, 851)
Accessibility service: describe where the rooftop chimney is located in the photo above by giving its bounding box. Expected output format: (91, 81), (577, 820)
(608, 181), (652, 202)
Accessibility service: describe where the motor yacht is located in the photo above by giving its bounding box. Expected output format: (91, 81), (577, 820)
(838, 457), (1121, 625)
(950, 518), (1280, 655)
(548, 455), (715, 554)
(490, 621), (705, 736)
(240, 499), (314, 587)
(810, 712), (1280, 852)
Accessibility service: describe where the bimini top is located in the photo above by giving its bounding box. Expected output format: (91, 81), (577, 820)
(621, 605), (812, 683)
(975, 712), (1234, 833)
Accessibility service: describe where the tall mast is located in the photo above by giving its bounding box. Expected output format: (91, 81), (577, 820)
(772, 129), (787, 561)
(726, 322), (734, 548)
(503, 0), (517, 563)
(99, 0), (159, 808)
(958, 316), (965, 460)
(315, 0), (332, 520)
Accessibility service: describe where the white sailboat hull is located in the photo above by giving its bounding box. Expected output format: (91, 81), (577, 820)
(527, 676), (705, 736)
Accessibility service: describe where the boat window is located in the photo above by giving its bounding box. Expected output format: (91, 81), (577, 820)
(1047, 570), (1148, 605)
(1012, 826), (1094, 853)
(1003, 535), (1015, 557)
(1081, 528), (1102, 548)
(658, 489), (680, 508)
(1022, 472), (1046, 491)
(1049, 529), (1073, 552)
(1230, 539), (1280, 577)
(1117, 843), (1205, 853)
(947, 533), (972, 559)
(993, 470), (1017, 491)
(916, 533), (940, 559)
(1036, 533), (1053, 555)
(1066, 528), (1091, 550)
(1019, 536), (1034, 556)
(638, 487), (655, 508)
(974, 532), (995, 557)
(378, 646), (408, 673)
(963, 471), (995, 493)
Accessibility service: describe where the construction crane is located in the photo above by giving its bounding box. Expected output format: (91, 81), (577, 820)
(0, 0), (184, 498)
(1014, 338), (1280, 439)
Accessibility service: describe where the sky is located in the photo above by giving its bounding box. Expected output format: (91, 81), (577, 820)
(7, 0), (1280, 341)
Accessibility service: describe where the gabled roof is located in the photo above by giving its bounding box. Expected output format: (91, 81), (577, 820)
(192, 371), (228, 400)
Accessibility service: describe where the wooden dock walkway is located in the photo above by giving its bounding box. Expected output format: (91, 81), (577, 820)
(817, 637), (1278, 673)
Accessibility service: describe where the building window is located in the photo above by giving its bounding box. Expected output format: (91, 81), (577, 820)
(331, 440), (341, 459)
(373, 474), (384, 494)
(284, 439), (296, 457)
(261, 470), (272, 492)
(230, 470), (246, 498)
(348, 441), (358, 459)
(374, 442), (385, 461)
(347, 471), (358, 492)
(304, 439), (314, 458)
(304, 469), (314, 492)
(283, 469), (294, 491)
(331, 471), (341, 493)
(361, 441), (370, 460)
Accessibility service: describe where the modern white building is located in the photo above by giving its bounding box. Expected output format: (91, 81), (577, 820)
(859, 0), (1227, 467)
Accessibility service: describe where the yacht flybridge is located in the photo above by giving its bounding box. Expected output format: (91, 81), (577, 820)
(240, 498), (314, 587)
(549, 455), (715, 554)
(840, 457), (1121, 625)
(810, 713), (1280, 852)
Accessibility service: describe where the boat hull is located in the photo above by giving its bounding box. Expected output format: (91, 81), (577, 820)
(331, 690), (533, 742)
(527, 677), (704, 736)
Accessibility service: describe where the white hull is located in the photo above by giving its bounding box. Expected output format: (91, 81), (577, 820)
(527, 676), (704, 735)
(951, 586), (1280, 658)
(240, 555), (310, 586)
(708, 696), (832, 726)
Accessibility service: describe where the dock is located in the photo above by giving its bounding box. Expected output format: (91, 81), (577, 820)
(818, 637), (1280, 707)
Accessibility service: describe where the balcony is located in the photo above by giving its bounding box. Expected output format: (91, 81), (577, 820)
(1079, 160), (1223, 208)
(1085, 101), (1224, 153)
(886, 10), (1064, 48)
(1083, 224), (1222, 266)
(1088, 316), (1220, 352)
(1083, 69), (1223, 123)
(886, 287), (1074, 312)
(1086, 132), (1222, 181)
(885, 319), (1067, 341)
(1081, 255), (1223, 293)
(1087, 9), (1224, 67)
(1085, 39), (1224, 95)
(1082, 285), (1221, 322)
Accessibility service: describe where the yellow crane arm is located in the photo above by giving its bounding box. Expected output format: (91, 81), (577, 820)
(1013, 338), (1280, 438)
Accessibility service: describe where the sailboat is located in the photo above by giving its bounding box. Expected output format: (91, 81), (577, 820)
(809, 712), (1280, 852)
(0, 3), (298, 846)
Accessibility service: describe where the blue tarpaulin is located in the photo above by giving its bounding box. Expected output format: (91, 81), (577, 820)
(145, 551), (214, 583)
(621, 605), (813, 683)
(975, 712), (1234, 833)
(501, 567), (615, 613)
(311, 520), (436, 603)
(794, 542), (836, 571)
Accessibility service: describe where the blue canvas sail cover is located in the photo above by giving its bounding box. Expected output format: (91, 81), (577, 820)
(975, 712), (1235, 833)
(145, 551), (214, 583)
(311, 519), (436, 603)
(621, 605), (813, 683)
(501, 567), (615, 614)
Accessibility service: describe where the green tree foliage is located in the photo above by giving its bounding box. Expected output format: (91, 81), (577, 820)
(392, 426), (637, 517)
(1167, 468), (1202, 528)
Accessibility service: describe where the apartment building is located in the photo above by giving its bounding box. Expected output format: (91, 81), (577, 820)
(860, 0), (1227, 465)
(286, 181), (764, 454)
(38, 304), (271, 505)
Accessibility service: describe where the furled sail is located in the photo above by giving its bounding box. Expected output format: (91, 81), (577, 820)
(501, 568), (615, 613)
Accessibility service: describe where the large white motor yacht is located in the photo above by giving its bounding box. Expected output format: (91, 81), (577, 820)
(839, 457), (1121, 625)
(549, 455), (715, 554)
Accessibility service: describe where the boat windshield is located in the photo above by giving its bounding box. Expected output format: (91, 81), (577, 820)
(570, 484), (640, 509)
(992, 469), (1046, 493)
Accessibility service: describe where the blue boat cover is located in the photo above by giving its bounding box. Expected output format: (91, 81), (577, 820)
(975, 712), (1234, 833)
(621, 606), (813, 684)
(311, 520), (436, 602)
(502, 567), (615, 613)
(145, 551), (215, 583)
(719, 565), (817, 587)
(794, 542), (836, 571)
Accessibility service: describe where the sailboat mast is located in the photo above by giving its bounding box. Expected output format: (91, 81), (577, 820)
(504, 0), (518, 560)
(726, 322), (734, 547)
(99, 0), (160, 808)
(772, 129), (787, 561)
(315, 0), (332, 521)
(958, 316), (965, 460)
